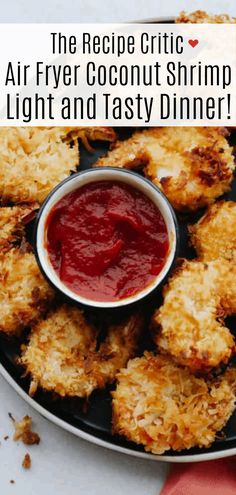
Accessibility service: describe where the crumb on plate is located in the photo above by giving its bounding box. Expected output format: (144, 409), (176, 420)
(13, 415), (40, 445)
(22, 453), (31, 469)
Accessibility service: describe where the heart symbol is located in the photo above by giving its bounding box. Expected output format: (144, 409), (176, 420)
(188, 39), (199, 48)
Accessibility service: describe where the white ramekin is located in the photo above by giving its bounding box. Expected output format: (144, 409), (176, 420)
(35, 167), (179, 308)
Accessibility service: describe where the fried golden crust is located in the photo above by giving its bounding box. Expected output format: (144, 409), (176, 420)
(153, 259), (236, 371)
(0, 127), (117, 205)
(20, 305), (143, 398)
(13, 415), (40, 445)
(112, 353), (236, 454)
(0, 205), (38, 253)
(62, 126), (117, 151)
(176, 10), (236, 23)
(0, 246), (55, 336)
(96, 127), (235, 211)
(0, 127), (79, 205)
(189, 201), (236, 261)
(96, 132), (149, 171)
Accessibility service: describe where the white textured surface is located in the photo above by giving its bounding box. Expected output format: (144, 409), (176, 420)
(0, 374), (169, 494)
(0, 0), (235, 22)
(0, 1), (235, 494)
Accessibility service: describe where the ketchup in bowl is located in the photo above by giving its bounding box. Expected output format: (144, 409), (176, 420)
(46, 180), (170, 302)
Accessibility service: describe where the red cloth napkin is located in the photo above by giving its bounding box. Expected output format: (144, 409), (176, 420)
(160, 457), (236, 495)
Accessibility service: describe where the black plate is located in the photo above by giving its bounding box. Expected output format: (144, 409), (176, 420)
(0, 127), (236, 460)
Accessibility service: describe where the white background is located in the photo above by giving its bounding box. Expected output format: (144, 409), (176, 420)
(0, 0), (235, 23)
(1, 24), (235, 126)
(0, 1), (235, 494)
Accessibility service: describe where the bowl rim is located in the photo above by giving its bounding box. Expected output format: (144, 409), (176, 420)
(34, 166), (179, 308)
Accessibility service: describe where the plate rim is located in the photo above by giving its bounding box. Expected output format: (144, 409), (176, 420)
(1, 362), (236, 463)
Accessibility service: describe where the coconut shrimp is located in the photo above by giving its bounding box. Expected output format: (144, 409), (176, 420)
(0, 204), (37, 253)
(153, 259), (236, 372)
(112, 353), (236, 454)
(0, 126), (116, 205)
(20, 305), (144, 398)
(176, 10), (236, 23)
(189, 201), (236, 262)
(95, 127), (235, 211)
(0, 245), (55, 336)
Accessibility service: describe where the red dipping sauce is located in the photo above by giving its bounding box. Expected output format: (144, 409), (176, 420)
(46, 181), (169, 302)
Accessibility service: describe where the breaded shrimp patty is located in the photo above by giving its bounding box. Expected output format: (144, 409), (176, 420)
(0, 127), (79, 205)
(176, 10), (236, 23)
(20, 305), (143, 398)
(153, 259), (236, 371)
(0, 246), (55, 335)
(112, 353), (236, 454)
(96, 127), (235, 211)
(0, 127), (116, 205)
(0, 205), (37, 253)
(189, 201), (236, 262)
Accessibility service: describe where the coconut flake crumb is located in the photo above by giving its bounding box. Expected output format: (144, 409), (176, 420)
(22, 453), (31, 469)
(12, 415), (40, 445)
